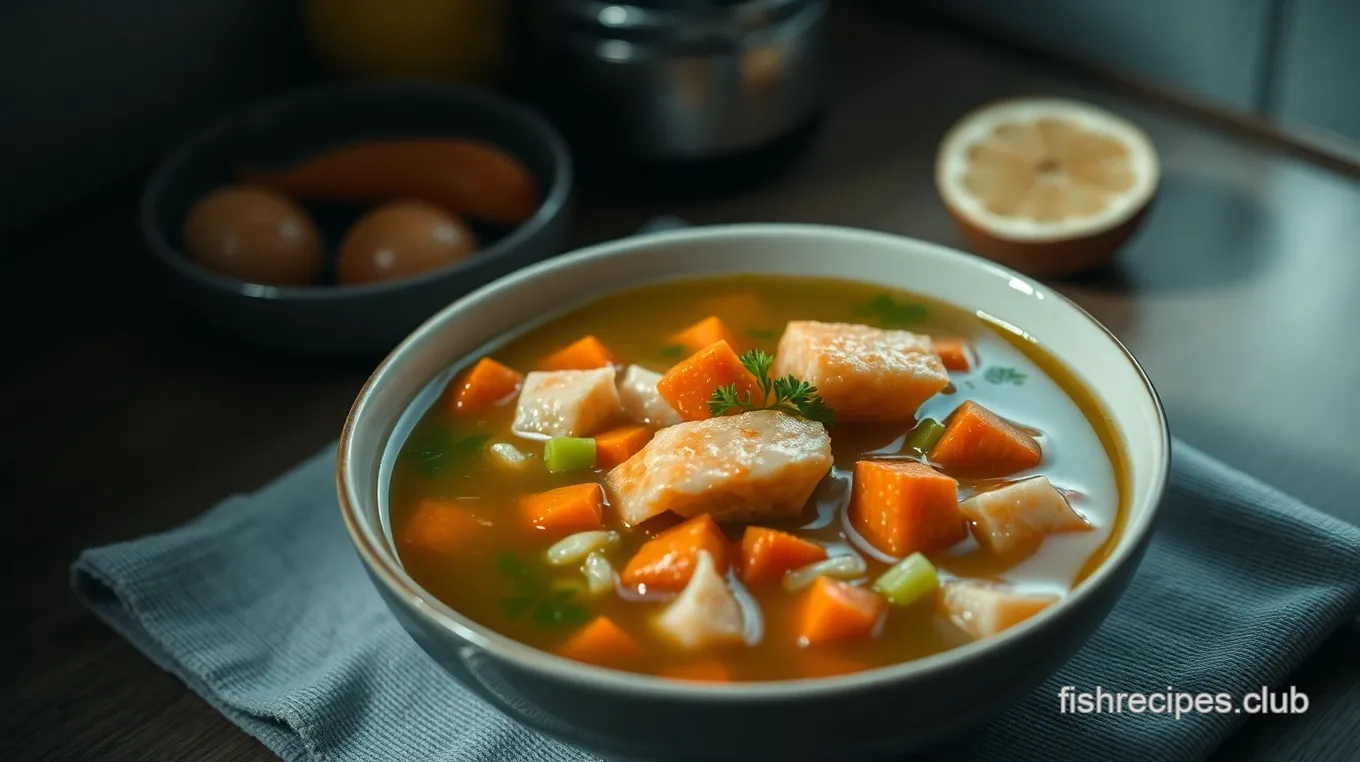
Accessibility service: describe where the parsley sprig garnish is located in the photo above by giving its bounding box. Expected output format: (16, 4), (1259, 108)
(706, 350), (835, 425)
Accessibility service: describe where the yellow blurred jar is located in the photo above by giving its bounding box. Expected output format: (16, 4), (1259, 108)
(305, 0), (511, 85)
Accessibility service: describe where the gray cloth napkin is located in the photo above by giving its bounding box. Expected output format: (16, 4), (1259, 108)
(71, 440), (1360, 762)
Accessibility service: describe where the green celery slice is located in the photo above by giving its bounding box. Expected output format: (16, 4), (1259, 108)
(872, 552), (939, 606)
(903, 418), (946, 454)
(544, 437), (597, 473)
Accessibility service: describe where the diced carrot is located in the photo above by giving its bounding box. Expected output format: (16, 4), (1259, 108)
(933, 337), (972, 372)
(798, 649), (874, 679)
(402, 499), (491, 554)
(669, 316), (741, 353)
(655, 340), (763, 421)
(594, 425), (653, 470)
(539, 335), (618, 371)
(738, 527), (829, 587)
(795, 577), (887, 647)
(447, 358), (524, 415)
(621, 514), (731, 592)
(519, 483), (604, 537)
(849, 460), (965, 557)
(930, 400), (1042, 473)
(558, 617), (645, 669)
(658, 659), (732, 683)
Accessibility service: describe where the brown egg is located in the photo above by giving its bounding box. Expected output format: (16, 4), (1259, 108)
(336, 201), (479, 286)
(182, 184), (324, 286)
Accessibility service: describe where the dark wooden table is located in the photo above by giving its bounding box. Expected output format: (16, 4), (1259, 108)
(4, 5), (1358, 761)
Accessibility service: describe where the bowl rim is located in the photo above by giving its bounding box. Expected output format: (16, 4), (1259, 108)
(337, 223), (1172, 700)
(140, 79), (574, 301)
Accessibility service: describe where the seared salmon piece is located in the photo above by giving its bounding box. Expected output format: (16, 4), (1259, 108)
(617, 365), (683, 429)
(605, 410), (832, 527)
(939, 580), (1057, 639)
(959, 476), (1092, 556)
(772, 321), (949, 421)
(512, 368), (622, 438)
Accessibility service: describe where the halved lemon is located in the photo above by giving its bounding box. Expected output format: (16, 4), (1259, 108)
(935, 98), (1159, 276)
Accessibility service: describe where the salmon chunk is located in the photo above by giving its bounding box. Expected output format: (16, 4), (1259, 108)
(605, 410), (833, 526)
(772, 321), (949, 421)
(959, 477), (1092, 557)
(617, 365), (683, 429)
(512, 368), (622, 438)
(652, 551), (747, 650)
(940, 580), (1057, 639)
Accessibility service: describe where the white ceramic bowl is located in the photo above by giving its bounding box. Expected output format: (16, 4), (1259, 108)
(338, 224), (1171, 762)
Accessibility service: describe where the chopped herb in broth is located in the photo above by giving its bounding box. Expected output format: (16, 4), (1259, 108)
(853, 293), (929, 327)
(983, 366), (1029, 386)
(405, 429), (490, 475)
(390, 275), (1127, 682)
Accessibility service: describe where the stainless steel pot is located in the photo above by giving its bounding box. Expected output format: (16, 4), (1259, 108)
(530, 0), (829, 164)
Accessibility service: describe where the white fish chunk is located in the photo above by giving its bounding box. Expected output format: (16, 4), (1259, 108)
(617, 364), (683, 428)
(959, 476), (1092, 556)
(652, 551), (745, 650)
(605, 410), (832, 526)
(940, 580), (1057, 639)
(772, 321), (949, 421)
(512, 368), (622, 438)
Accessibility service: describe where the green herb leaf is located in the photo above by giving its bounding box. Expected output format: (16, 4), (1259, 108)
(494, 554), (592, 627)
(660, 344), (687, 359)
(747, 328), (777, 340)
(706, 350), (836, 425)
(498, 595), (535, 619)
(983, 366), (1028, 386)
(406, 430), (490, 475)
(495, 552), (538, 593)
(855, 293), (928, 328)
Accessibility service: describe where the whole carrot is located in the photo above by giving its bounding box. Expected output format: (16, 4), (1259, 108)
(243, 138), (540, 226)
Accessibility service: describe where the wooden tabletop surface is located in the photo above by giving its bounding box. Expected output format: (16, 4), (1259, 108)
(3, 5), (1358, 760)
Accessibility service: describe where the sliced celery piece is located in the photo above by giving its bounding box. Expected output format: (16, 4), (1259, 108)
(903, 418), (946, 454)
(543, 437), (596, 473)
(872, 552), (939, 606)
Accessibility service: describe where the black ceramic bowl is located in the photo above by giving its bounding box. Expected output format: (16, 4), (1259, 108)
(142, 81), (573, 358)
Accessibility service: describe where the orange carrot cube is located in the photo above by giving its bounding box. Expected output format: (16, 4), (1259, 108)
(519, 483), (604, 537)
(620, 514), (730, 592)
(558, 617), (645, 669)
(448, 358), (524, 415)
(849, 460), (965, 557)
(930, 400), (1042, 473)
(539, 335), (618, 371)
(738, 527), (828, 587)
(795, 577), (887, 647)
(669, 316), (741, 353)
(932, 338), (972, 372)
(655, 340), (763, 421)
(402, 499), (491, 554)
(594, 425), (653, 470)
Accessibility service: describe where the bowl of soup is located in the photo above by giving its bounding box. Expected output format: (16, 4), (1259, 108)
(338, 224), (1170, 761)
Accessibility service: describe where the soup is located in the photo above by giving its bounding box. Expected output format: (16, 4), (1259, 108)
(389, 275), (1126, 682)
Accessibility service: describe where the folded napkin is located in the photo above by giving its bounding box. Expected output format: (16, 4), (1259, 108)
(72, 440), (1360, 762)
